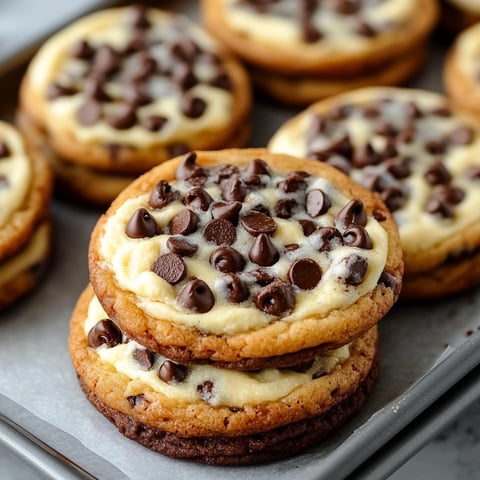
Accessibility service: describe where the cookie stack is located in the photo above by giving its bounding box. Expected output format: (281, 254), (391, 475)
(0, 121), (53, 310)
(202, 0), (438, 105)
(69, 149), (403, 464)
(18, 6), (251, 205)
(269, 87), (480, 299)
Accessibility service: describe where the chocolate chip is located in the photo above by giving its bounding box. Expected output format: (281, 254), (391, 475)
(141, 115), (168, 132)
(326, 155), (352, 175)
(159, 360), (188, 384)
(248, 233), (279, 266)
(378, 271), (399, 293)
(203, 218), (237, 245)
(275, 198), (298, 219)
(288, 258), (322, 290)
(107, 104), (137, 130)
(380, 187), (405, 211)
(361, 105), (381, 118)
(310, 227), (344, 252)
(133, 348), (155, 370)
(166, 237), (198, 257)
(184, 187), (213, 211)
(210, 247), (245, 273)
(243, 158), (271, 184)
(336, 199), (367, 229)
(168, 142), (191, 159)
(87, 319), (122, 348)
(178, 278), (215, 313)
(384, 156), (411, 179)
(343, 226), (373, 249)
(285, 243), (300, 252)
(176, 152), (206, 184)
(210, 71), (233, 90)
(306, 189), (331, 217)
(127, 5), (150, 29)
(278, 171), (308, 193)
(240, 211), (277, 236)
(405, 101), (422, 119)
(338, 254), (368, 286)
(211, 201), (242, 225)
(354, 18), (376, 36)
(425, 139), (447, 155)
(181, 95), (207, 119)
(91, 45), (120, 76)
(46, 82), (76, 100)
(248, 268), (275, 286)
(197, 380), (214, 403)
(430, 106), (451, 117)
(0, 141), (10, 158)
(169, 209), (199, 235)
(334, 0), (360, 14)
(124, 33), (148, 54)
(307, 114), (328, 140)
(382, 138), (399, 159)
(223, 273), (249, 303)
(221, 177), (246, 202)
(353, 143), (380, 168)
(434, 184), (465, 205)
(172, 63), (197, 91)
(299, 219), (316, 236)
(449, 126), (473, 146)
(425, 197), (454, 218)
(373, 209), (387, 222)
(76, 101), (102, 125)
(396, 125), (416, 144)
(123, 83), (152, 107)
(127, 394), (146, 407)
(170, 38), (200, 62)
(211, 163), (240, 183)
(255, 281), (295, 316)
(71, 39), (94, 59)
(310, 134), (353, 160)
(126, 208), (159, 238)
(374, 121), (397, 137)
(152, 253), (186, 285)
(149, 180), (178, 209)
(424, 161), (451, 185)
(84, 77), (111, 101)
(302, 23), (323, 42)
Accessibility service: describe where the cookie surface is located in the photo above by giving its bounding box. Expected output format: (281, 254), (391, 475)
(202, 0), (438, 76)
(69, 285), (379, 464)
(89, 149), (402, 368)
(269, 87), (480, 299)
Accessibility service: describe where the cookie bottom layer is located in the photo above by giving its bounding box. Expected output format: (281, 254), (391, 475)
(78, 353), (379, 465)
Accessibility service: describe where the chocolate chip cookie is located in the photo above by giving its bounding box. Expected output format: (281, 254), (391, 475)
(88, 149), (402, 369)
(18, 6), (251, 205)
(0, 121), (53, 310)
(269, 87), (480, 299)
(69, 284), (380, 465)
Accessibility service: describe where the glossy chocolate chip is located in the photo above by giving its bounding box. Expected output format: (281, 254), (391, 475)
(76, 101), (102, 125)
(203, 218), (237, 245)
(424, 161), (451, 185)
(278, 171), (308, 193)
(71, 39), (94, 59)
(211, 163), (240, 183)
(221, 177), (246, 202)
(149, 180), (178, 209)
(126, 5), (150, 28)
(87, 319), (122, 348)
(306, 189), (331, 217)
(353, 143), (380, 168)
(152, 253), (186, 285)
(0, 141), (10, 158)
(169, 209), (199, 235)
(380, 187), (405, 211)
(248, 268), (275, 286)
(248, 233), (279, 266)
(338, 254), (368, 286)
(211, 201), (242, 225)
(176, 152), (206, 184)
(449, 126), (473, 146)
(197, 380), (214, 403)
(178, 278), (215, 313)
(210, 247), (245, 273)
(166, 237), (198, 257)
(184, 187), (213, 211)
(181, 95), (207, 119)
(133, 348), (155, 370)
(240, 211), (277, 236)
(126, 208), (159, 238)
(141, 115), (168, 132)
(336, 199), (367, 229)
(299, 219), (316, 236)
(310, 227), (344, 252)
(275, 198), (298, 219)
(373, 209), (387, 222)
(343, 226), (373, 249)
(288, 258), (322, 290)
(255, 281), (295, 316)
(46, 82), (76, 100)
(159, 360), (188, 384)
(245, 158), (270, 177)
(223, 273), (249, 303)
(107, 104), (137, 130)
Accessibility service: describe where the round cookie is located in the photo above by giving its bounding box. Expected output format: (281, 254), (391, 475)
(69, 285), (380, 465)
(18, 6), (251, 205)
(201, 0), (438, 76)
(0, 121), (53, 310)
(88, 149), (402, 369)
(268, 87), (480, 299)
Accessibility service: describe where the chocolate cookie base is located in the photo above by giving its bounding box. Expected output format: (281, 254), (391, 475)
(78, 354), (379, 465)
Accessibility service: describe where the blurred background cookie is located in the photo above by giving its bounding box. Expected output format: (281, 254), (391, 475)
(18, 5), (252, 206)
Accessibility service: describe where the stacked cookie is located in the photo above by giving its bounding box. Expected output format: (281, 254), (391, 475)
(0, 121), (53, 310)
(202, 0), (438, 105)
(18, 6), (251, 205)
(69, 149), (403, 464)
(269, 87), (480, 299)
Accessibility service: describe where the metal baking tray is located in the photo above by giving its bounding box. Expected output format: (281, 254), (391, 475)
(1, 2), (480, 479)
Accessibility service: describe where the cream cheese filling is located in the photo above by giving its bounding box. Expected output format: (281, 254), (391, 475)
(84, 295), (351, 407)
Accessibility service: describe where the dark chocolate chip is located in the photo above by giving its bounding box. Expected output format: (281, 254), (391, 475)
(343, 226), (373, 249)
(288, 258), (322, 290)
(405, 101), (422, 119)
(133, 348), (155, 370)
(306, 189), (332, 217)
(210, 246), (245, 273)
(211, 201), (242, 225)
(430, 106), (451, 117)
(126, 5), (150, 29)
(178, 278), (215, 313)
(285, 243), (300, 252)
(0, 141), (10, 158)
(46, 82), (76, 100)
(251, 204), (271, 216)
(248, 233), (279, 266)
(275, 198), (298, 219)
(203, 218), (237, 245)
(307, 114), (328, 141)
(159, 360), (188, 384)
(223, 273), (249, 303)
(374, 121), (397, 137)
(299, 219), (316, 236)
(326, 155), (352, 175)
(172, 63), (198, 91)
(131, 53), (157, 82)
(127, 394), (146, 407)
(352, 143), (380, 168)
(71, 39), (94, 59)
(240, 211), (277, 236)
(354, 18), (376, 36)
(328, 104), (353, 121)
(169, 208), (199, 235)
(76, 101), (102, 125)
(84, 77), (111, 101)
(382, 138), (399, 159)
(378, 270), (399, 293)
(197, 380), (214, 403)
(425, 139), (447, 155)
(184, 187), (213, 211)
(373, 209), (387, 222)
(87, 319), (122, 348)
(336, 199), (367, 229)
(334, 0), (360, 14)
(107, 104), (137, 130)
(124, 33), (149, 54)
(123, 83), (152, 107)
(310, 226), (344, 252)
(361, 105), (381, 118)
(91, 45), (120, 76)
(149, 180), (178, 209)
(142, 115), (168, 132)
(338, 254), (368, 286)
(396, 125), (416, 144)
(126, 208), (159, 238)
(221, 177), (246, 202)
(255, 281), (295, 316)
(211, 163), (240, 183)
(181, 95), (207, 119)
(152, 253), (186, 285)
(434, 184), (465, 205)
(243, 158), (271, 184)
(166, 237), (198, 257)
(310, 134), (353, 161)
(176, 152), (206, 184)
(384, 156), (411, 179)
(449, 126), (474, 146)
(278, 171), (308, 193)
(170, 38), (200, 62)
(425, 197), (454, 218)
(248, 268), (275, 286)
(210, 71), (233, 90)
(380, 187), (405, 211)
(424, 161), (451, 185)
